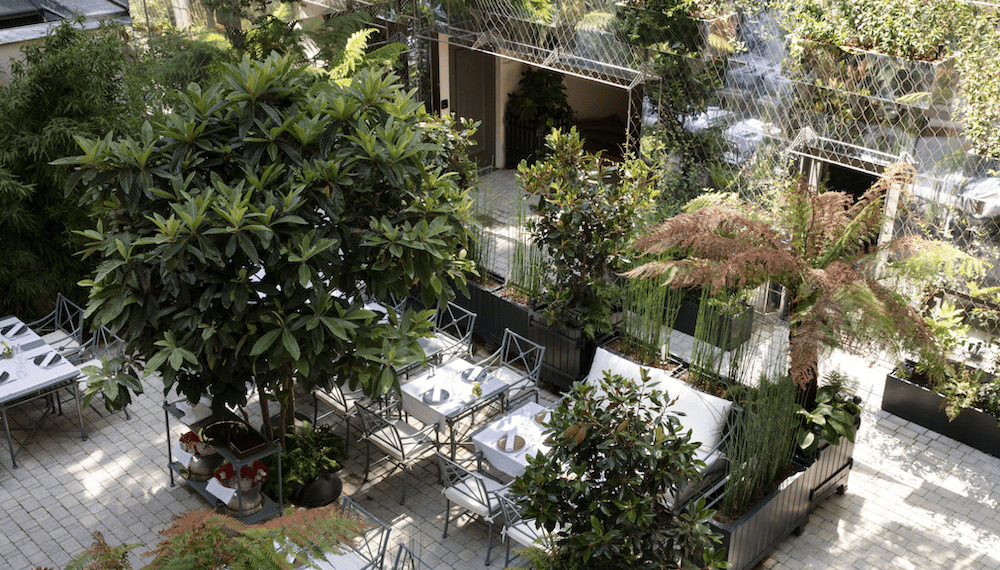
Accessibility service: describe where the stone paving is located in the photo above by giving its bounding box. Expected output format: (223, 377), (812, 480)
(2, 169), (1000, 568)
(3, 343), (1000, 570)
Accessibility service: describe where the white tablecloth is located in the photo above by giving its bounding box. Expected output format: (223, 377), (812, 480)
(0, 316), (80, 404)
(472, 401), (551, 478)
(400, 357), (507, 431)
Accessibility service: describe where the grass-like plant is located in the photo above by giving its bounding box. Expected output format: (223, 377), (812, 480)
(719, 374), (799, 519)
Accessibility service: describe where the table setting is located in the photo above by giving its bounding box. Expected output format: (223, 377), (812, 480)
(472, 401), (552, 478)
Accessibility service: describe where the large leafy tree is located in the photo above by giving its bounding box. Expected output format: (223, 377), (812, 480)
(627, 163), (943, 401)
(0, 19), (154, 318)
(59, 53), (476, 438)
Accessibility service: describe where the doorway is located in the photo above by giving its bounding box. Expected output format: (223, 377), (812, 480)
(449, 46), (496, 168)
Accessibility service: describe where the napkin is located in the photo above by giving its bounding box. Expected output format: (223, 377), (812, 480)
(177, 399), (213, 424)
(206, 477), (236, 503)
(503, 430), (516, 452)
(35, 352), (61, 368)
(172, 440), (195, 468)
(432, 386), (442, 402)
(2, 323), (25, 337)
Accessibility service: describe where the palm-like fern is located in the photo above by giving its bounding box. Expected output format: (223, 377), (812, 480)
(143, 505), (368, 570)
(627, 162), (952, 398)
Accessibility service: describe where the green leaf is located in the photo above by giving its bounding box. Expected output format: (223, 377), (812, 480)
(250, 329), (282, 356)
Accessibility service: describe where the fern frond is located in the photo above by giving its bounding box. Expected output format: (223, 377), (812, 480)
(329, 29), (377, 81)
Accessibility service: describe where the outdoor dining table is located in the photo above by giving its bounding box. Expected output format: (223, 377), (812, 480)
(0, 315), (87, 468)
(400, 356), (508, 459)
(471, 401), (551, 479)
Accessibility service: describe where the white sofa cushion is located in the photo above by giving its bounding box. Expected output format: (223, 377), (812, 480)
(585, 348), (732, 452)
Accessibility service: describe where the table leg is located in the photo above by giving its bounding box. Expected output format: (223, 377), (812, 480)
(2, 406), (15, 469)
(73, 379), (88, 441)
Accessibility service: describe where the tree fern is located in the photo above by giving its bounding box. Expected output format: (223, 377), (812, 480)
(628, 162), (961, 400)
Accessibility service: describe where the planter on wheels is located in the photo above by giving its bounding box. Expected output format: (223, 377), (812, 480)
(527, 307), (615, 392)
(709, 413), (858, 570)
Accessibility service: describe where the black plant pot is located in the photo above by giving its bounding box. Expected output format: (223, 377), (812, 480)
(882, 361), (1000, 458)
(527, 307), (615, 392)
(710, 413), (858, 570)
(672, 298), (754, 351)
(289, 471), (343, 508)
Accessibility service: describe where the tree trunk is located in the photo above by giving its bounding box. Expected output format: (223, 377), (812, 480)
(787, 288), (818, 408)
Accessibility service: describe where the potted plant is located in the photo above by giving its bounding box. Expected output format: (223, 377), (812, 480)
(177, 431), (225, 482)
(504, 67), (575, 166)
(514, 127), (656, 390)
(704, 372), (862, 570)
(64, 52), (477, 450)
(511, 369), (728, 569)
(671, 287), (755, 351)
(212, 461), (270, 516)
(276, 421), (348, 507)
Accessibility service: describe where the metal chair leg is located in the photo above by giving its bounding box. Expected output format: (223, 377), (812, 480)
(363, 440), (372, 483)
(485, 521), (494, 565)
(443, 499), (451, 538)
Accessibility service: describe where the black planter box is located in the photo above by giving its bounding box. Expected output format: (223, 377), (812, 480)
(882, 361), (1000, 458)
(673, 298), (754, 351)
(527, 308), (615, 392)
(710, 415), (858, 570)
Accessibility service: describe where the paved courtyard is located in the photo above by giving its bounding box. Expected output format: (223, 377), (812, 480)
(1, 338), (1000, 569)
(2, 171), (999, 569)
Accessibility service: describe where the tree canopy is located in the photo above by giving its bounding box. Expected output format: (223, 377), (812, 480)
(59, 53), (477, 434)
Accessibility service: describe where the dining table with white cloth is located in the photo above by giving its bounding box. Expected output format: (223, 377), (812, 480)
(0, 315), (87, 468)
(471, 401), (552, 479)
(400, 356), (508, 459)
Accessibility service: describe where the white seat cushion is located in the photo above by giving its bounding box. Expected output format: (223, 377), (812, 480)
(443, 474), (506, 518)
(369, 422), (433, 460)
(42, 330), (81, 352)
(585, 348), (732, 451)
(506, 519), (561, 550)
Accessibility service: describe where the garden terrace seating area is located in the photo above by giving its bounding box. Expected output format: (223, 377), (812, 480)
(4, 337), (1000, 568)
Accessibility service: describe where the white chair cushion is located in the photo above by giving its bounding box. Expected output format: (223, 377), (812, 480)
(443, 474), (506, 518)
(506, 519), (561, 550)
(42, 330), (81, 352)
(369, 422), (432, 460)
(490, 365), (528, 388)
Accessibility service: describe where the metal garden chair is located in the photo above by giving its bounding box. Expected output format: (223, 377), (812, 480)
(436, 452), (509, 566)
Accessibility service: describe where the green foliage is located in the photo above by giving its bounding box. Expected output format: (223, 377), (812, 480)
(147, 31), (234, 105)
(512, 369), (727, 569)
(0, 19), (155, 319)
(780, 0), (975, 61)
(81, 357), (145, 413)
(958, 16), (1000, 158)
(794, 372), (861, 455)
(284, 422), (346, 483)
(505, 67), (575, 128)
(518, 128), (657, 338)
(720, 374), (799, 518)
(301, 12), (407, 78)
(937, 365), (990, 421)
(59, 53), (476, 438)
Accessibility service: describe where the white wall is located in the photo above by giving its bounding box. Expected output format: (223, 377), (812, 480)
(564, 74), (628, 121)
(0, 42), (25, 85)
